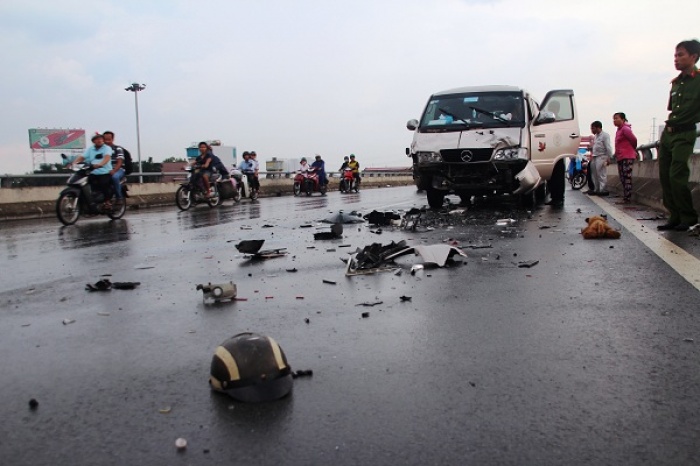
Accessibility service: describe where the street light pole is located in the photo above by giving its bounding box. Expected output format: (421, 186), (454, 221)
(125, 82), (146, 183)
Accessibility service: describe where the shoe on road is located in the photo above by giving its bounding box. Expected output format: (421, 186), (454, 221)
(657, 222), (680, 231)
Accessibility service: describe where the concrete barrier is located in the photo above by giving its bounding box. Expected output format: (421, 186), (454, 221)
(0, 175), (415, 221)
(605, 156), (700, 214)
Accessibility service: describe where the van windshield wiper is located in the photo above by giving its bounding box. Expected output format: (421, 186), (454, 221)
(469, 105), (510, 124)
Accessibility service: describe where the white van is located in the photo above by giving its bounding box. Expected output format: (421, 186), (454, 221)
(406, 85), (581, 208)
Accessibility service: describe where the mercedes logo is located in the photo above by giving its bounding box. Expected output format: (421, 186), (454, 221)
(460, 150), (473, 162)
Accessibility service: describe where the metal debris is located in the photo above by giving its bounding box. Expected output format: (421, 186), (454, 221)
(113, 282), (140, 290)
(399, 296), (412, 302)
(322, 279), (337, 285)
(314, 223), (343, 240)
(235, 240), (287, 259)
(86, 279), (112, 291)
(361, 312), (370, 318)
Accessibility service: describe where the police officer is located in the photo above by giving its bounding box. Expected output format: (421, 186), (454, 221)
(657, 39), (700, 231)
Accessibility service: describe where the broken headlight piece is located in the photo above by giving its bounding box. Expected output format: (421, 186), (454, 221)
(416, 151), (443, 163)
(493, 147), (528, 161)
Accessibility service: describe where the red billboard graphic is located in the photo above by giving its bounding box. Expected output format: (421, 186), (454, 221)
(29, 128), (86, 150)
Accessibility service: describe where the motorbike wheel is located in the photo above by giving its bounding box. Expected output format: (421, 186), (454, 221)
(293, 182), (302, 196)
(339, 180), (347, 193)
(207, 187), (220, 208)
(107, 199), (127, 220)
(176, 186), (192, 211)
(320, 183), (327, 195)
(56, 192), (81, 225)
(571, 172), (586, 190)
(305, 180), (313, 196)
(232, 186), (242, 203)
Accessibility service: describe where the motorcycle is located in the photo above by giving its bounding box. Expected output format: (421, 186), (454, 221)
(55, 162), (127, 225)
(339, 167), (359, 193)
(175, 166), (221, 211)
(236, 168), (259, 201)
(294, 167), (327, 196)
(568, 158), (588, 190)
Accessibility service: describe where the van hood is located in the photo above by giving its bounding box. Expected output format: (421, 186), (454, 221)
(412, 127), (522, 153)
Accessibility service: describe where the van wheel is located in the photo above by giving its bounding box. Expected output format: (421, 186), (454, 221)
(426, 188), (444, 209)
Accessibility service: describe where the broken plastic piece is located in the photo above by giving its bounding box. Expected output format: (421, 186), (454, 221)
(357, 301), (383, 307)
(196, 282), (237, 304)
(322, 211), (365, 224)
(400, 296), (412, 302)
(410, 265), (424, 275)
(29, 398), (39, 409)
(361, 312), (370, 318)
(62, 318), (76, 325)
(159, 407), (172, 414)
(175, 438), (187, 450)
(322, 279), (337, 285)
(517, 260), (539, 268)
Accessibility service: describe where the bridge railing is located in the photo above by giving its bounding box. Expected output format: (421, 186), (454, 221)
(0, 169), (412, 188)
(636, 129), (700, 161)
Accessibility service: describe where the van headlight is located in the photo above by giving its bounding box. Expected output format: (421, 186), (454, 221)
(493, 147), (528, 161)
(416, 151), (443, 163)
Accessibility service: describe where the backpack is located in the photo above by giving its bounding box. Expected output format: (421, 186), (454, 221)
(121, 147), (133, 175)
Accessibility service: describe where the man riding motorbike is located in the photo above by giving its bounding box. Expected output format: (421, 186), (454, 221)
(71, 133), (114, 207)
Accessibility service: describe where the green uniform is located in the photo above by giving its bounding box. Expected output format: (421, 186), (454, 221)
(658, 67), (700, 225)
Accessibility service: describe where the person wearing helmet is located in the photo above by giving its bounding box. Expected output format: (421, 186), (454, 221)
(298, 157), (310, 172)
(210, 332), (293, 402)
(339, 155), (350, 172)
(311, 154), (327, 187)
(347, 154), (360, 187)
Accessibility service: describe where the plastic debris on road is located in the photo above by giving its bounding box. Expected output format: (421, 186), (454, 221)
(314, 223), (343, 240)
(62, 318), (75, 325)
(235, 240), (288, 259)
(322, 210), (364, 224)
(175, 438), (187, 450)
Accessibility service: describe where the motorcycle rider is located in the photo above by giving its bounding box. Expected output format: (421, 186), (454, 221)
(298, 157), (311, 172)
(72, 133), (113, 207)
(103, 131), (126, 205)
(339, 155), (350, 172)
(249, 151), (261, 192)
(193, 142), (213, 196)
(347, 154), (361, 188)
(311, 154), (328, 187)
(239, 152), (257, 194)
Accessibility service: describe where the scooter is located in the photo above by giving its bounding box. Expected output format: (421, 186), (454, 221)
(55, 161), (127, 225)
(235, 168), (259, 201)
(294, 167), (327, 196)
(175, 166), (221, 211)
(568, 158), (588, 190)
(339, 167), (359, 193)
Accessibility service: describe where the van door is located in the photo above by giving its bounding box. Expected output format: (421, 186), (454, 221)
(530, 89), (580, 180)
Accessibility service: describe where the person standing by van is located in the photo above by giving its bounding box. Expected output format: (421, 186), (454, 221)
(612, 113), (638, 204)
(657, 39), (700, 231)
(588, 121), (613, 196)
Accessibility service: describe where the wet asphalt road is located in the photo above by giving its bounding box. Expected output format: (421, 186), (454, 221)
(1, 186), (700, 465)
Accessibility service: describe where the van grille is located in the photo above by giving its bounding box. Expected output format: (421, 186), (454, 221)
(440, 148), (493, 163)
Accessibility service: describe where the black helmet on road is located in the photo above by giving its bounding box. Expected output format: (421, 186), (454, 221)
(210, 333), (293, 402)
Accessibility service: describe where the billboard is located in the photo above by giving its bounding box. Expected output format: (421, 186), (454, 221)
(28, 128), (86, 150)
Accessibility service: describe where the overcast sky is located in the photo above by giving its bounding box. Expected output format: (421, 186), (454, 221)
(0, 0), (698, 174)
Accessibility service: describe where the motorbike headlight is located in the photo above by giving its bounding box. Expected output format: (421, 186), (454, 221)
(493, 147), (528, 161)
(416, 151), (443, 163)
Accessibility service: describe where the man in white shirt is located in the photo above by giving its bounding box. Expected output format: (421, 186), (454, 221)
(587, 121), (613, 196)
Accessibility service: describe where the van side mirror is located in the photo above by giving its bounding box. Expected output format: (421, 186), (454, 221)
(536, 111), (556, 124)
(406, 119), (419, 131)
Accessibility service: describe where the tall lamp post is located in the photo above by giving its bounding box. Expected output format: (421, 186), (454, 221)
(125, 82), (146, 183)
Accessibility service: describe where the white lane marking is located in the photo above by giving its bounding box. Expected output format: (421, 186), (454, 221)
(590, 196), (700, 292)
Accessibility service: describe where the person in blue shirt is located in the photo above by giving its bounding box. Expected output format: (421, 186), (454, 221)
(72, 133), (113, 205)
(239, 152), (258, 191)
(311, 154), (327, 187)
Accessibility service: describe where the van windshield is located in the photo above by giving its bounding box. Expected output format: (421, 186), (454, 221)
(419, 91), (525, 131)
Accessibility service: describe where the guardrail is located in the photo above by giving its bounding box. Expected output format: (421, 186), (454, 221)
(636, 129), (700, 161)
(0, 169), (412, 188)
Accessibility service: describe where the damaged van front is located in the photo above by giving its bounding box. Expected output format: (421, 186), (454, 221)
(406, 85), (580, 208)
